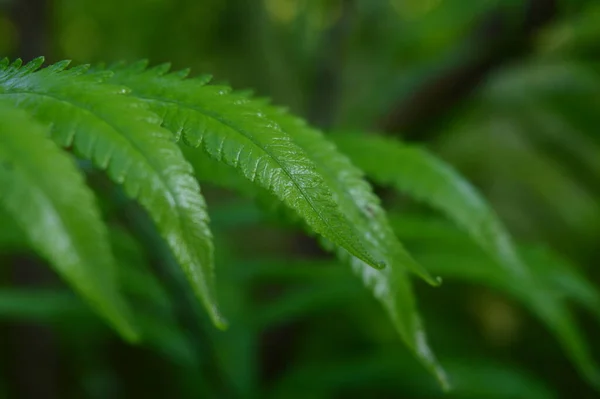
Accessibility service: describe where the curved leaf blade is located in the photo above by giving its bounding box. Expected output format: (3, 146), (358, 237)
(119, 67), (446, 383)
(0, 106), (137, 340)
(105, 63), (385, 271)
(178, 96), (446, 384)
(257, 105), (447, 386)
(0, 58), (225, 329)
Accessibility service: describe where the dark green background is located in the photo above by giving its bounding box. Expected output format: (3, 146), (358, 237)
(1, 0), (600, 398)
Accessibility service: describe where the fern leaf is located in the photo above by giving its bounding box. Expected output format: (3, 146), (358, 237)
(182, 105), (446, 384)
(255, 105), (447, 386)
(258, 104), (438, 283)
(104, 62), (386, 271)
(104, 63), (446, 383)
(0, 58), (225, 329)
(0, 106), (137, 340)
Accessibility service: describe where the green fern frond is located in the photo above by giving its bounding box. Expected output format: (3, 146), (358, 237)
(254, 104), (447, 386)
(199, 99), (448, 384)
(0, 106), (137, 340)
(104, 61), (387, 271)
(0, 57), (225, 329)
(108, 62), (447, 384)
(257, 103), (438, 282)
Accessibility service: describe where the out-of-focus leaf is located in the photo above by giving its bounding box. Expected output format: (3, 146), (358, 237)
(108, 226), (197, 366)
(270, 353), (554, 399)
(390, 213), (600, 388)
(0, 105), (138, 341)
(258, 104), (446, 386)
(253, 283), (357, 328)
(331, 132), (524, 278)
(117, 58), (448, 384)
(0, 289), (86, 321)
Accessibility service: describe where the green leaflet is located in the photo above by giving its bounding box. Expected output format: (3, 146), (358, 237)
(259, 104), (438, 283)
(104, 61), (386, 271)
(185, 110), (447, 383)
(0, 106), (137, 340)
(0, 58), (225, 329)
(180, 146), (307, 232)
(256, 105), (447, 386)
(178, 145), (298, 225)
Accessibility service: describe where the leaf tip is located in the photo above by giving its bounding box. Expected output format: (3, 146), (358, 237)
(212, 310), (229, 331)
(438, 372), (452, 392)
(111, 313), (140, 343)
(122, 326), (141, 343)
(413, 274), (439, 287)
(27, 56), (45, 71)
(215, 319), (229, 331)
(422, 273), (443, 287)
(583, 366), (600, 393)
(373, 260), (387, 270)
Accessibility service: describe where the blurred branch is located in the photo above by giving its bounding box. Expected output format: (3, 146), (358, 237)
(8, 0), (55, 396)
(8, 257), (59, 399)
(308, 0), (355, 129)
(10, 0), (49, 59)
(378, 0), (559, 141)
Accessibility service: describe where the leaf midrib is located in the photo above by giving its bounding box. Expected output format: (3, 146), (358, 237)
(138, 93), (375, 267)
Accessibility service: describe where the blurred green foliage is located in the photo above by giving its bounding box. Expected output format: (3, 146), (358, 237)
(2, 0), (600, 397)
